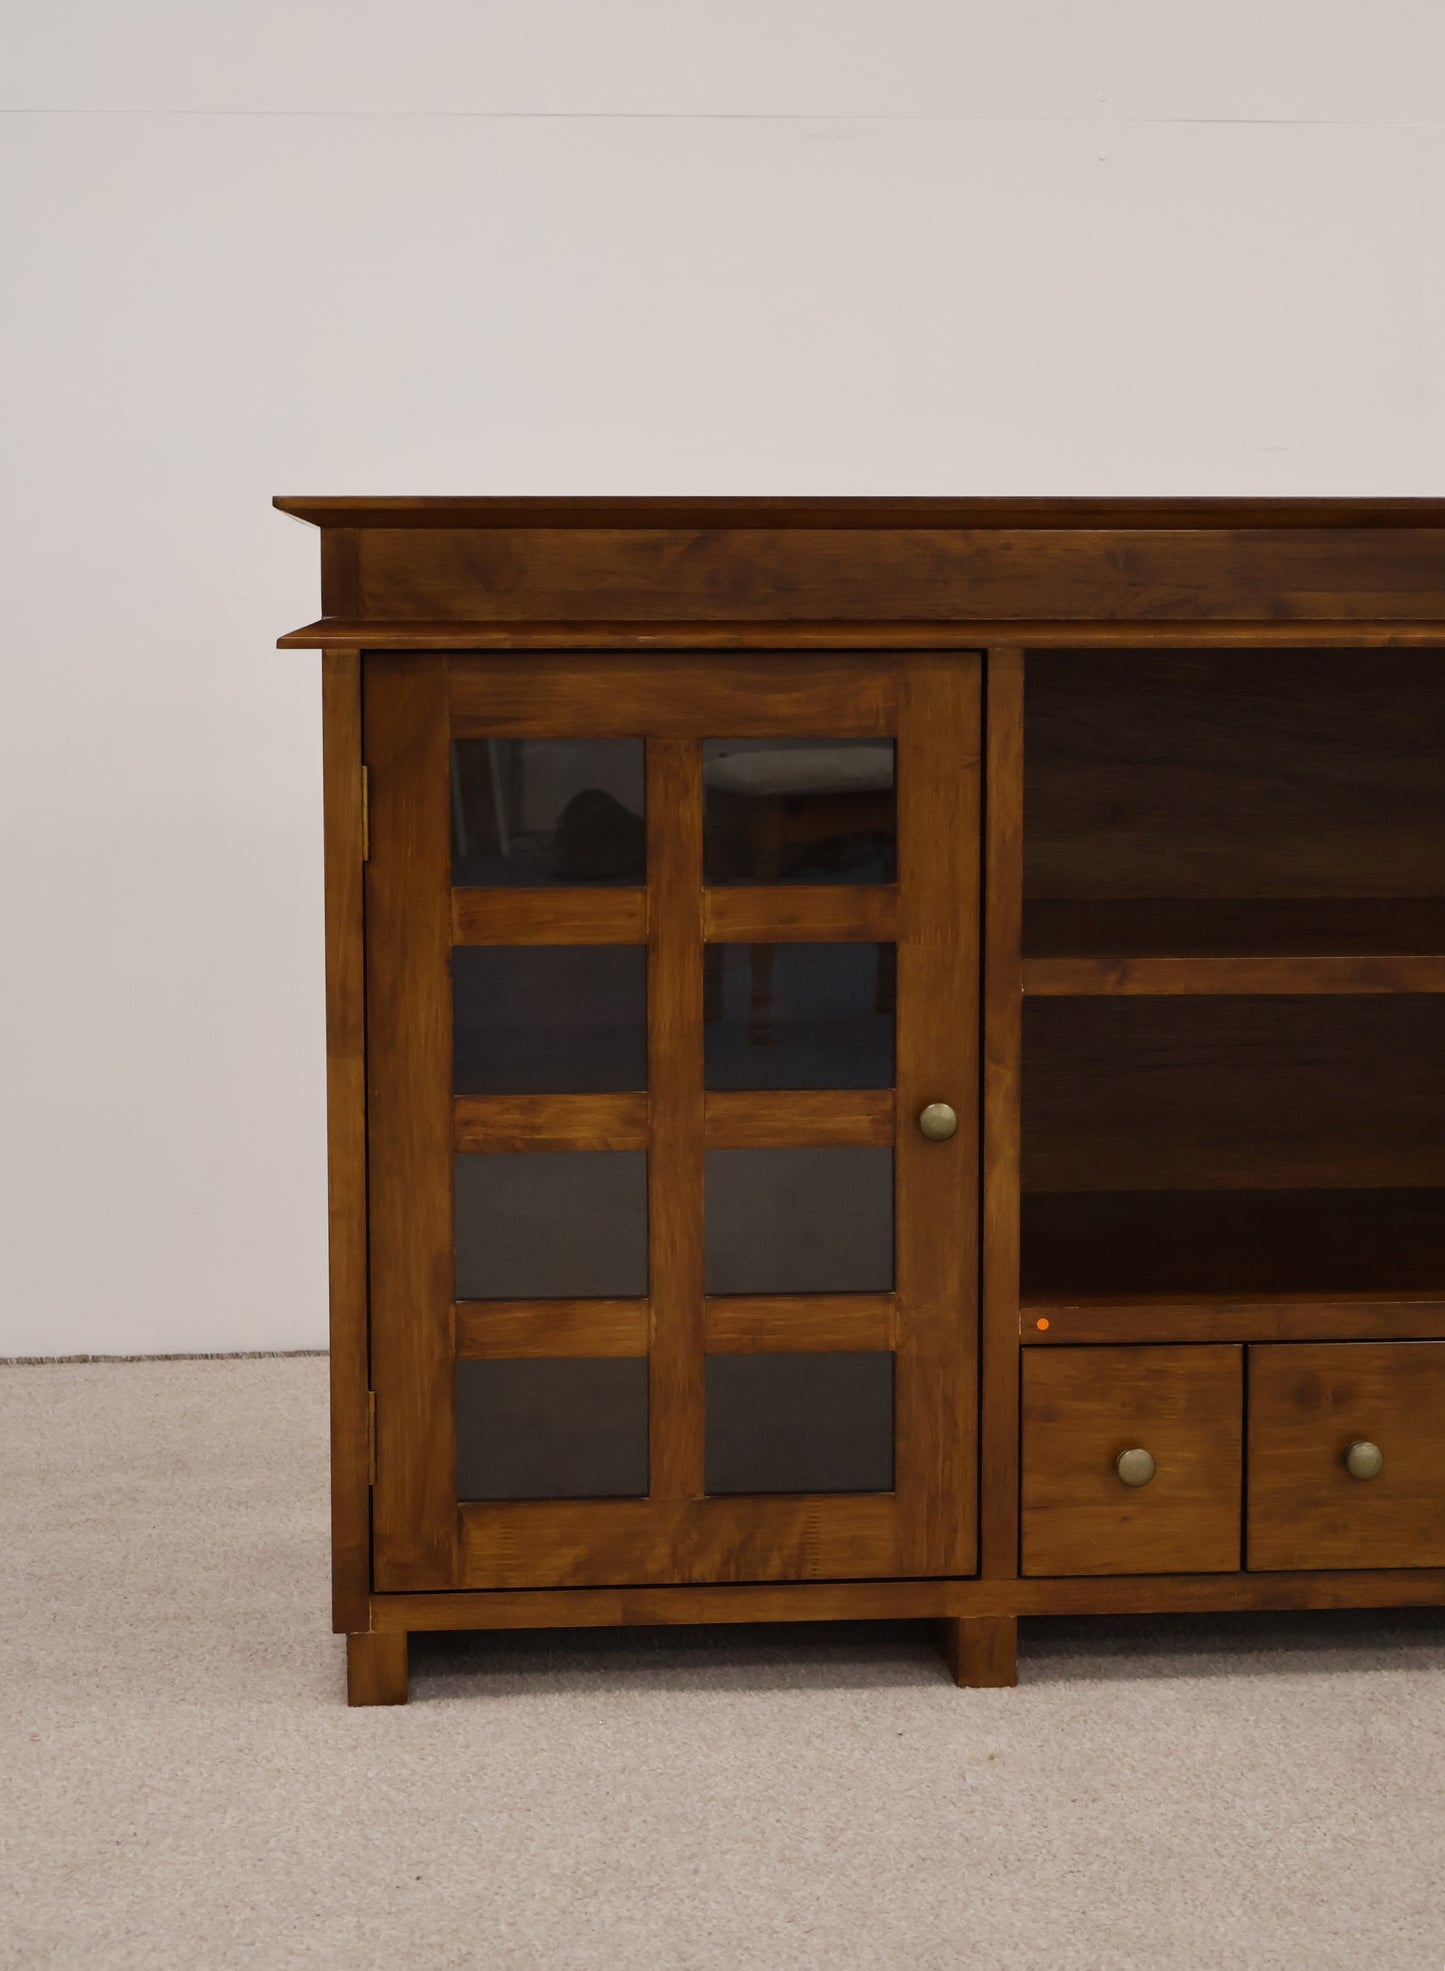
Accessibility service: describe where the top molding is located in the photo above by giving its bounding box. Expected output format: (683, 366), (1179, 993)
(275, 496), (1445, 533)
(275, 496), (1445, 648)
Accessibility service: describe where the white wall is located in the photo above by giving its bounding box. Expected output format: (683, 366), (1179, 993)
(2, 5), (1443, 1354)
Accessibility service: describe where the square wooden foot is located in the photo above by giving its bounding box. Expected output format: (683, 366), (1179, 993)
(346, 1631), (409, 1706)
(939, 1616), (1018, 1688)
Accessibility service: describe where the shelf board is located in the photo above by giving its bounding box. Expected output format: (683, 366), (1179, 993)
(1021, 1290), (1445, 1346)
(1022, 898), (1445, 996)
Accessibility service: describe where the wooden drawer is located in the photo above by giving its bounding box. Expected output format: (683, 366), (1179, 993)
(1021, 1345), (1243, 1576)
(1247, 1342), (1445, 1571)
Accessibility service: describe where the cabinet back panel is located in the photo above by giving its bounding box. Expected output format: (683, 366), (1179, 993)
(1025, 651), (1445, 900)
(1023, 997), (1445, 1193)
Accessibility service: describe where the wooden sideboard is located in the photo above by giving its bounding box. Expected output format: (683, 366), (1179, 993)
(275, 497), (1445, 1705)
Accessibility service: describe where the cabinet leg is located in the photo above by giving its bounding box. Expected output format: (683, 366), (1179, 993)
(346, 1631), (409, 1706)
(939, 1616), (1017, 1689)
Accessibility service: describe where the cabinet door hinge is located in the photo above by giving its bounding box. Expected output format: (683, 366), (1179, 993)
(367, 1390), (377, 1487)
(360, 765), (370, 862)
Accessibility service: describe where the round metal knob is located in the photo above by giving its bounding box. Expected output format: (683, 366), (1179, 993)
(1115, 1447), (1157, 1488)
(918, 1102), (958, 1143)
(1344, 1440), (1384, 1482)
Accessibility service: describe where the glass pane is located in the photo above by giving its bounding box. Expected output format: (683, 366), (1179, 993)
(705, 1353), (894, 1494)
(452, 739), (645, 886)
(456, 1358), (648, 1499)
(704, 1148), (894, 1294)
(704, 942), (894, 1090)
(453, 946), (648, 1095)
(455, 1152), (648, 1299)
(703, 740), (896, 885)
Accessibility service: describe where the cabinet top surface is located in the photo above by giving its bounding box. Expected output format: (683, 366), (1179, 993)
(274, 495), (1445, 533)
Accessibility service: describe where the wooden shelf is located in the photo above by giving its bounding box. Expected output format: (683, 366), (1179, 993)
(1022, 898), (1445, 996)
(1021, 1291), (1445, 1346)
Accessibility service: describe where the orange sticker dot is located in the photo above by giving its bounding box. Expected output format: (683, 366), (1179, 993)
(1035, 1317), (1051, 1331)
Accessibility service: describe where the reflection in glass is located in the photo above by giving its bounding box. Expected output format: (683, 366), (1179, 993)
(704, 1148), (894, 1294)
(705, 1353), (894, 1494)
(703, 739), (896, 885)
(453, 946), (648, 1095)
(704, 942), (894, 1089)
(455, 1152), (648, 1299)
(456, 1358), (648, 1499)
(452, 739), (645, 886)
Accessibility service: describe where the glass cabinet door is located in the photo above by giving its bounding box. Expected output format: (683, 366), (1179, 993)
(364, 651), (981, 1592)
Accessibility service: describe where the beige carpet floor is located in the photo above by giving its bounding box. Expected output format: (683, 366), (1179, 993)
(1, 1357), (1442, 1970)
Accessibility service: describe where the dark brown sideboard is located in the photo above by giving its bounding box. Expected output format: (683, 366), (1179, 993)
(275, 498), (1445, 1706)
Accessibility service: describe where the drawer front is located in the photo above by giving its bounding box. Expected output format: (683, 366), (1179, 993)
(1247, 1342), (1445, 1571)
(1021, 1345), (1243, 1577)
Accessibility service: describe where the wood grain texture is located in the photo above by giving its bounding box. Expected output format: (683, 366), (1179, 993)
(703, 1295), (897, 1353)
(353, 526), (1445, 625)
(702, 885), (898, 943)
(1022, 1294), (1445, 1346)
(1021, 1346), (1243, 1577)
(452, 887), (648, 945)
(456, 1299), (649, 1359)
(980, 647), (1025, 1581)
(281, 618), (1445, 652)
(345, 1631), (408, 1706)
(1024, 897), (1445, 962)
(645, 738), (706, 1503)
(364, 654), (458, 1592)
(893, 653), (982, 1577)
(369, 1563), (1445, 1632)
(939, 1615), (1018, 1687)
(1025, 651), (1445, 902)
(1247, 1342), (1445, 1570)
(321, 651), (371, 1634)
(276, 495), (1445, 530)
(1023, 997), (1445, 1193)
(1021, 1189), (1445, 1301)
(319, 530), (361, 616)
(702, 1088), (895, 1148)
(449, 652), (895, 737)
(457, 1493), (903, 1589)
(453, 1092), (648, 1153)
(1023, 954), (1445, 996)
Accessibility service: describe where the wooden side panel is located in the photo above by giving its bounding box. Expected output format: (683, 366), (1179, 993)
(893, 654), (981, 1576)
(358, 526), (1445, 624)
(980, 648), (1024, 1580)
(321, 651), (371, 1632)
(364, 654), (458, 1590)
(1247, 1342), (1445, 1570)
(646, 740), (706, 1501)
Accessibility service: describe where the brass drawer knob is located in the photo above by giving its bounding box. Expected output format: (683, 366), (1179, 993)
(918, 1102), (958, 1142)
(1344, 1440), (1384, 1482)
(1115, 1447), (1157, 1488)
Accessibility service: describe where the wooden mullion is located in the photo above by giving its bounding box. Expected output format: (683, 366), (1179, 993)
(452, 887), (647, 946)
(365, 653), (459, 1591)
(646, 740), (706, 1501)
(704, 886), (897, 943)
(979, 647), (1025, 1579)
(704, 1295), (897, 1353)
(454, 1092), (648, 1153)
(703, 1089), (894, 1149)
(456, 1300), (649, 1359)
(893, 653), (983, 1577)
